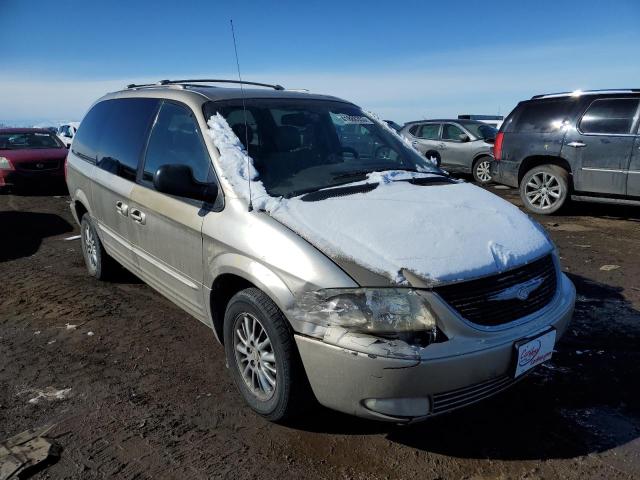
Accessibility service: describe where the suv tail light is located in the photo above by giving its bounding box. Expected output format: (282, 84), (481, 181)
(493, 132), (504, 161)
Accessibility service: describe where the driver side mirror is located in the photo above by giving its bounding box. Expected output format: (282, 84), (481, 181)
(153, 164), (218, 202)
(458, 134), (470, 142)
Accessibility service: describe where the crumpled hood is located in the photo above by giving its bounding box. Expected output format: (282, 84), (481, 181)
(268, 180), (552, 285)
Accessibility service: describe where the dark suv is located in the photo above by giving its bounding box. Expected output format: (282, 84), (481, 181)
(491, 89), (640, 214)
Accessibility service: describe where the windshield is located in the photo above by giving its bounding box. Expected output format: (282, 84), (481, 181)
(0, 132), (63, 150)
(204, 99), (440, 197)
(460, 122), (497, 140)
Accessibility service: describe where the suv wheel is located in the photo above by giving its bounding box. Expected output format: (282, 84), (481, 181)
(520, 165), (569, 214)
(473, 157), (492, 184)
(424, 150), (441, 167)
(224, 288), (308, 422)
(80, 214), (115, 279)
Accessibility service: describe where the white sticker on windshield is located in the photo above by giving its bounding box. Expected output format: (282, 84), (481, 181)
(336, 113), (374, 125)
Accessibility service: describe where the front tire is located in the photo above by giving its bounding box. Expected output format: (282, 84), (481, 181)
(520, 165), (569, 215)
(223, 288), (307, 422)
(473, 157), (493, 184)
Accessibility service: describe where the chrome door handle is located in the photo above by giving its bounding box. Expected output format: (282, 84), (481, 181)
(567, 141), (586, 148)
(116, 201), (128, 216)
(130, 208), (146, 225)
(411, 140), (419, 147)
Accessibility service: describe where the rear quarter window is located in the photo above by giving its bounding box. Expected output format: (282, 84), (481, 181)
(96, 98), (160, 181)
(512, 100), (576, 134)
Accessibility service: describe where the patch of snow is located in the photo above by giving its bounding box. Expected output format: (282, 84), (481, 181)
(87, 331), (94, 336)
(25, 387), (72, 404)
(63, 235), (81, 241)
(206, 114), (551, 284)
(65, 323), (77, 330)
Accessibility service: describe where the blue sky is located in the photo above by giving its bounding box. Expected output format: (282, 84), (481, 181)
(1, 0), (639, 124)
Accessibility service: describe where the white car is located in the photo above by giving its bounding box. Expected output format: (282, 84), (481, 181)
(57, 122), (80, 147)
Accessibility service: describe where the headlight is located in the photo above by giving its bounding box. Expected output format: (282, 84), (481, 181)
(303, 288), (438, 337)
(0, 156), (14, 170)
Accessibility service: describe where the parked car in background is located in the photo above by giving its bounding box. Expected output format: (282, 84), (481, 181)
(384, 120), (403, 132)
(458, 114), (504, 130)
(0, 128), (68, 189)
(400, 119), (497, 183)
(491, 89), (640, 214)
(66, 79), (574, 423)
(57, 122), (79, 147)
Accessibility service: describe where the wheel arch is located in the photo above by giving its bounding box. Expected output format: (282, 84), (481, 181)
(71, 194), (91, 225)
(518, 155), (572, 186)
(207, 255), (297, 344)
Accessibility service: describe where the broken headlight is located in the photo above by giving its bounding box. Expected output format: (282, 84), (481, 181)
(305, 288), (438, 340)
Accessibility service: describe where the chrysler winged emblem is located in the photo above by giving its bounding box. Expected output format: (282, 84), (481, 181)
(489, 276), (544, 302)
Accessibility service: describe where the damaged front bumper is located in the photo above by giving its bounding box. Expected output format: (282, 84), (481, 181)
(294, 273), (575, 422)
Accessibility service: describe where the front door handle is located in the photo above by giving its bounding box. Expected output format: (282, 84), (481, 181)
(116, 201), (128, 217)
(438, 143), (446, 148)
(130, 208), (146, 225)
(567, 141), (586, 148)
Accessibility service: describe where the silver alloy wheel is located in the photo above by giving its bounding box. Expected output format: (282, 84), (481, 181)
(83, 224), (98, 270)
(234, 313), (277, 400)
(525, 172), (562, 210)
(476, 160), (492, 182)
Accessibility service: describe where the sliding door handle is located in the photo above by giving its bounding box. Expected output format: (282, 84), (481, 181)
(116, 201), (128, 216)
(130, 208), (146, 225)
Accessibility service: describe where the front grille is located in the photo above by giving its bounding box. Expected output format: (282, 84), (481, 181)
(431, 375), (522, 415)
(434, 254), (557, 327)
(17, 160), (60, 171)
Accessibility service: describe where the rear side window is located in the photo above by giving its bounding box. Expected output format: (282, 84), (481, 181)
(513, 100), (575, 133)
(96, 99), (160, 181)
(579, 98), (640, 135)
(408, 125), (420, 136)
(143, 102), (212, 184)
(418, 124), (440, 139)
(73, 101), (112, 162)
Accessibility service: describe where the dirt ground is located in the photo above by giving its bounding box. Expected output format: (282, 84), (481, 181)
(1, 181), (640, 480)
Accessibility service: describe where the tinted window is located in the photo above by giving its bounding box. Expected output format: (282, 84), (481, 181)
(579, 98), (640, 134)
(408, 125), (420, 136)
(418, 124), (439, 139)
(96, 99), (160, 181)
(513, 100), (575, 133)
(442, 123), (465, 141)
(73, 101), (112, 161)
(143, 102), (211, 184)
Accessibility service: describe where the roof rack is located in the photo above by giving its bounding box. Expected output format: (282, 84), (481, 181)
(126, 79), (285, 90)
(532, 89), (640, 99)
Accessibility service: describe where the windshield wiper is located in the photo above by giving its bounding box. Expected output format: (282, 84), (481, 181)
(332, 168), (448, 180)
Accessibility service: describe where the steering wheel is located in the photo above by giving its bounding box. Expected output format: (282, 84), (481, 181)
(340, 147), (359, 159)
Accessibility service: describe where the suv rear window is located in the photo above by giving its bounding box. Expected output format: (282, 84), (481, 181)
(512, 100), (575, 133)
(579, 98), (640, 135)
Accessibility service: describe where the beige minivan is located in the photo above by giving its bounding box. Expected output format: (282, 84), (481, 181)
(66, 79), (575, 422)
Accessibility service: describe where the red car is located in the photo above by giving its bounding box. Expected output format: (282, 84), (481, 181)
(0, 128), (68, 188)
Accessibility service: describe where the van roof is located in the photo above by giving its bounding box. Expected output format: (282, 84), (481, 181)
(118, 79), (350, 104)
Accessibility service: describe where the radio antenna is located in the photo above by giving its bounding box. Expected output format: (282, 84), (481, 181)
(230, 19), (253, 212)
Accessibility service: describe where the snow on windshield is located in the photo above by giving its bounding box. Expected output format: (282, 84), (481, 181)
(206, 114), (551, 284)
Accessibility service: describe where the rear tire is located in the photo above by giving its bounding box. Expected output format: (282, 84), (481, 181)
(424, 150), (441, 167)
(80, 214), (115, 280)
(520, 165), (569, 215)
(473, 156), (493, 184)
(223, 288), (309, 422)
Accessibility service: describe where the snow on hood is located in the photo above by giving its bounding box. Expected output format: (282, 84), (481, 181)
(206, 114), (552, 285)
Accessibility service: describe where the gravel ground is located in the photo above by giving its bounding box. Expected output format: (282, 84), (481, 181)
(1, 182), (639, 479)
